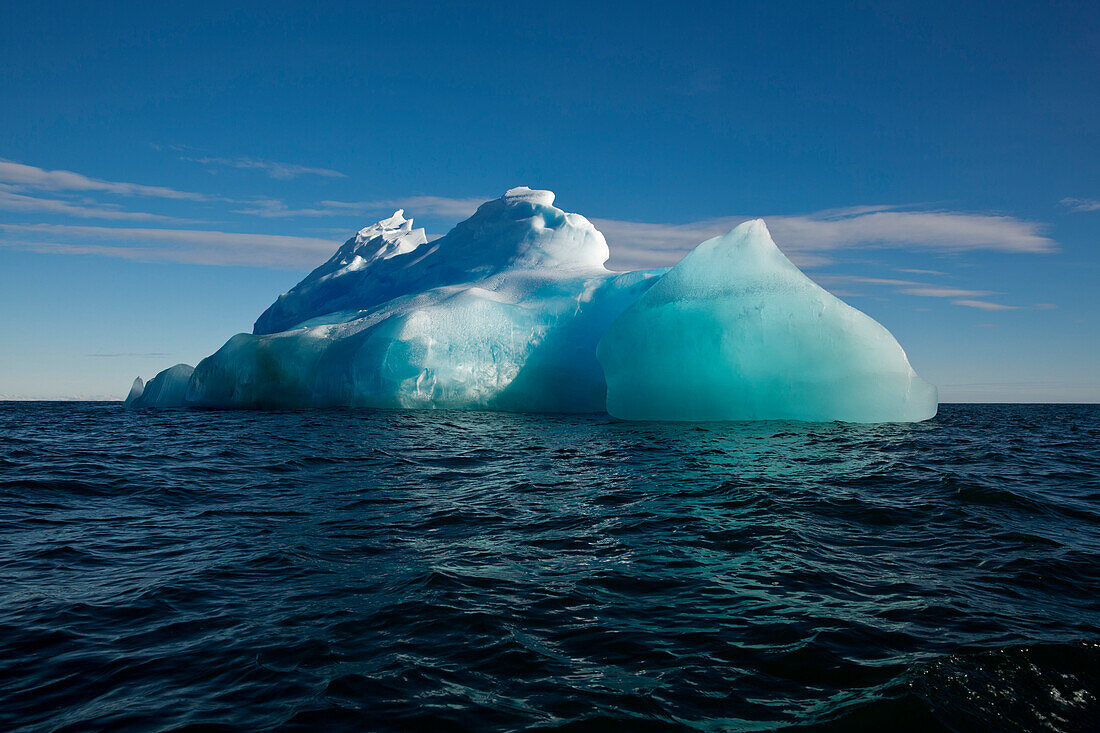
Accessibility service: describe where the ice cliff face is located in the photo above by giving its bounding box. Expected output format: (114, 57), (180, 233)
(126, 188), (937, 422)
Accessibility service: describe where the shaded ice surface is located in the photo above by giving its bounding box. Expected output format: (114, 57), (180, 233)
(124, 377), (144, 404)
(127, 189), (937, 422)
(125, 364), (194, 409)
(598, 220), (938, 422)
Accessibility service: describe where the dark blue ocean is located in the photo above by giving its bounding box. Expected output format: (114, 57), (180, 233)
(1, 403), (1098, 731)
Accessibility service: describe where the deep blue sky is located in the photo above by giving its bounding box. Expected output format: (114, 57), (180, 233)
(1, 0), (1097, 400)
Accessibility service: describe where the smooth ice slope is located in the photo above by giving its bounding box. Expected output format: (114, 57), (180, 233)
(597, 220), (937, 422)
(169, 189), (660, 411)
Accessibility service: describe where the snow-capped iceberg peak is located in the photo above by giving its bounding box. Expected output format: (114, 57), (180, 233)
(342, 209), (428, 267)
(259, 209), (428, 321)
(438, 186), (610, 272)
(500, 186), (556, 206)
(252, 188), (611, 335)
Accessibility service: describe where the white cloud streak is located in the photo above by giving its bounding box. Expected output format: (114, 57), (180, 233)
(0, 175), (1058, 305)
(181, 155), (345, 180)
(895, 267), (947, 276)
(596, 206), (1055, 271)
(952, 299), (1020, 311)
(899, 286), (995, 298)
(774, 209), (1053, 252)
(0, 189), (181, 221)
(232, 195), (487, 221)
(318, 196), (488, 219)
(1060, 197), (1100, 212)
(809, 274), (1019, 310)
(0, 159), (210, 200)
(231, 199), (351, 218)
(814, 275), (921, 287)
(0, 224), (339, 269)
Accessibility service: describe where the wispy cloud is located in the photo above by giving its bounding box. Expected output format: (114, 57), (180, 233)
(180, 155), (345, 180)
(775, 208), (1053, 253)
(318, 196), (487, 220)
(596, 206), (1055, 270)
(815, 275), (921, 287)
(811, 274), (1019, 310)
(0, 223), (338, 269)
(896, 267), (947, 276)
(0, 179), (1059, 299)
(231, 199), (349, 218)
(0, 159), (210, 200)
(232, 195), (487, 221)
(593, 218), (739, 269)
(0, 189), (181, 221)
(898, 286), (995, 298)
(1060, 197), (1100, 212)
(952, 299), (1020, 311)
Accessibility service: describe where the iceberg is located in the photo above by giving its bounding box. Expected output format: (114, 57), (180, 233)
(597, 220), (937, 422)
(126, 188), (937, 422)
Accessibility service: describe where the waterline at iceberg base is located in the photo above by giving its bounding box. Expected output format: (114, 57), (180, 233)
(126, 188), (937, 422)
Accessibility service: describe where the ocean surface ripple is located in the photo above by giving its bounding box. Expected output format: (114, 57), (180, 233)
(1, 403), (1098, 731)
